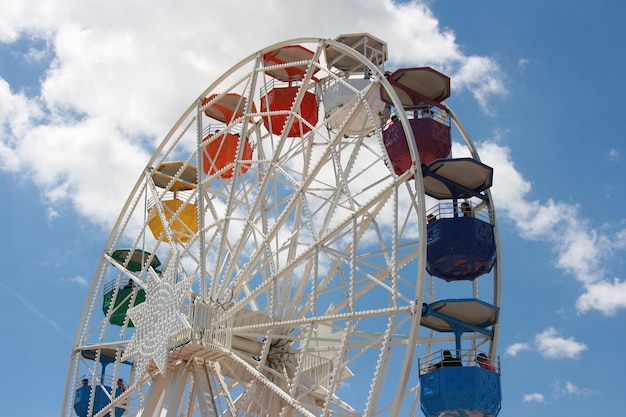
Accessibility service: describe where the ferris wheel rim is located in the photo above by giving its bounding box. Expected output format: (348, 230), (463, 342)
(63, 34), (501, 417)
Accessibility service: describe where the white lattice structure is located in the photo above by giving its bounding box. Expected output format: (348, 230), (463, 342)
(63, 34), (500, 417)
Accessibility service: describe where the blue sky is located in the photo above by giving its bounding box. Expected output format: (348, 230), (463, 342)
(1, 1), (625, 416)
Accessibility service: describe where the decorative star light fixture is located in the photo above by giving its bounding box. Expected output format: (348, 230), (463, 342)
(123, 263), (192, 378)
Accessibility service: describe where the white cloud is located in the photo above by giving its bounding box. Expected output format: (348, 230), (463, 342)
(534, 327), (587, 359)
(69, 275), (89, 286)
(518, 57), (530, 72)
(577, 278), (626, 315)
(1, 0), (623, 317)
(507, 328), (587, 360)
(475, 141), (626, 315)
(0, 0), (505, 233)
(552, 379), (595, 398)
(0, 79), (42, 171)
(24, 38), (52, 64)
(18, 116), (149, 226)
(46, 207), (59, 223)
(505, 342), (530, 356)
(522, 393), (544, 403)
(608, 148), (619, 163)
(455, 56), (506, 114)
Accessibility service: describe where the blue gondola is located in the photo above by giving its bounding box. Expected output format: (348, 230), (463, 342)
(423, 158), (496, 281)
(427, 215), (496, 281)
(419, 299), (502, 417)
(74, 385), (125, 417)
(420, 365), (501, 417)
(74, 349), (130, 417)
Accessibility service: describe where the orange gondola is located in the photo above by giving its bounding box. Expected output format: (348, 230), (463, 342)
(202, 131), (253, 178)
(202, 93), (256, 124)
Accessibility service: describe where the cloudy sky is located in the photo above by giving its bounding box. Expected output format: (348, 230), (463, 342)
(1, 0), (625, 416)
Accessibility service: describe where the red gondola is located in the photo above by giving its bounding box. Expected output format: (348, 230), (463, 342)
(261, 45), (319, 137)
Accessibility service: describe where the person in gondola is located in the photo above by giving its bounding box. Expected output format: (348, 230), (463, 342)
(428, 350), (462, 371)
(117, 378), (126, 392)
(442, 350), (462, 367)
(420, 106), (434, 118)
(461, 202), (473, 217)
(477, 353), (496, 371)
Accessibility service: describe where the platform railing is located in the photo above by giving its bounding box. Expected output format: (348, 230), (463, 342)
(300, 353), (334, 388)
(418, 349), (500, 375)
(203, 123), (244, 137)
(426, 201), (492, 223)
(169, 301), (233, 352)
(146, 188), (197, 211)
(385, 105), (451, 127)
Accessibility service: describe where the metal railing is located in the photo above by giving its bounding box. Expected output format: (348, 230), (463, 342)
(418, 349), (500, 375)
(169, 301), (233, 352)
(427, 201), (492, 224)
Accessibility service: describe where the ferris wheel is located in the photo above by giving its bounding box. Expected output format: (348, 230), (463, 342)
(62, 34), (502, 417)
